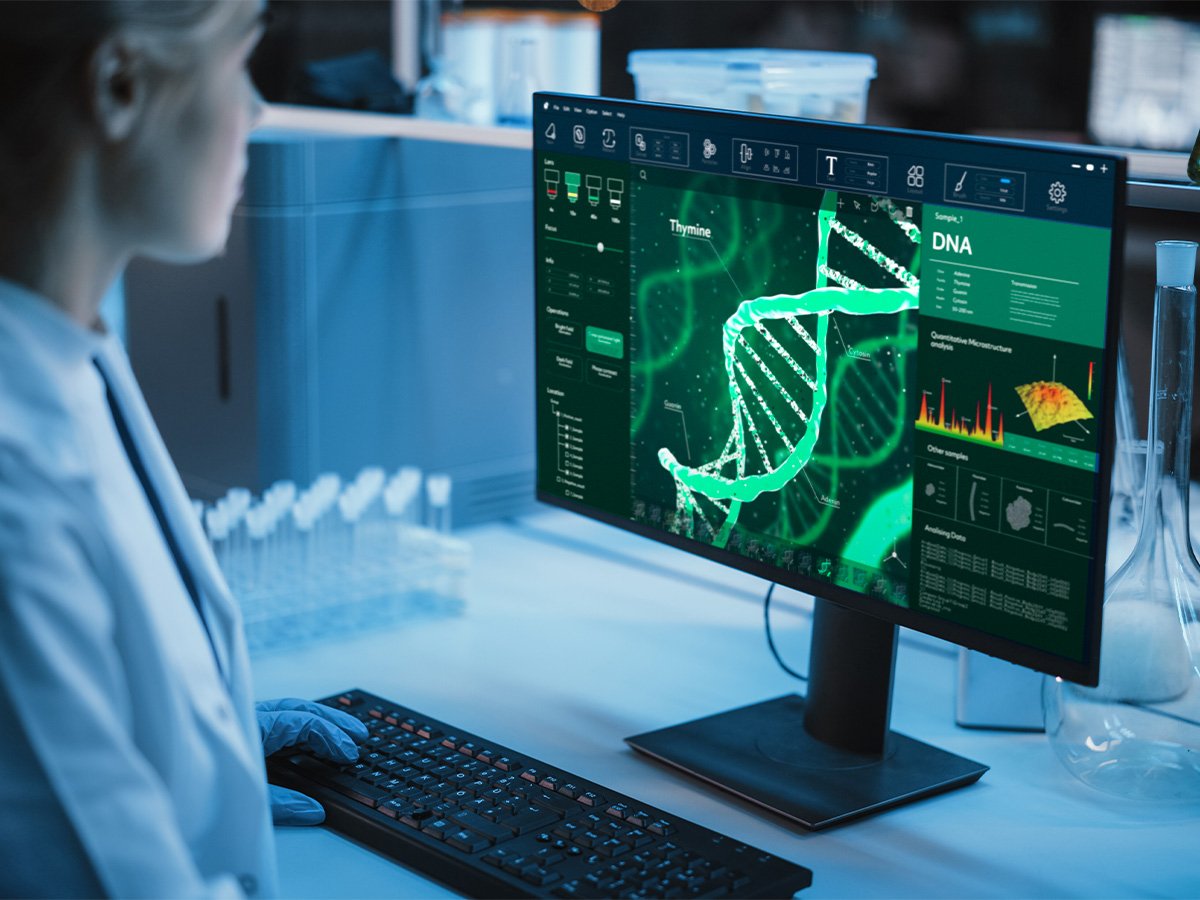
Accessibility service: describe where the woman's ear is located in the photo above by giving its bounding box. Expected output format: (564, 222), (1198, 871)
(87, 34), (148, 142)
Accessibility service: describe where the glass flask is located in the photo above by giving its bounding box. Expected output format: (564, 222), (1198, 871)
(1045, 240), (1200, 801)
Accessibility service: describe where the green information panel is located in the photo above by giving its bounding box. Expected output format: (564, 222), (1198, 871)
(921, 205), (1111, 347)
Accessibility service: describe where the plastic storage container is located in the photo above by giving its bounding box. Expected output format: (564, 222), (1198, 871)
(627, 49), (877, 123)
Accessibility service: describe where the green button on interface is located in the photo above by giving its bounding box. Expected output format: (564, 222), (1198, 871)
(585, 327), (624, 359)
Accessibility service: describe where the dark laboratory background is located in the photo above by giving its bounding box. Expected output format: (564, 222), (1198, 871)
(247, 0), (1200, 454)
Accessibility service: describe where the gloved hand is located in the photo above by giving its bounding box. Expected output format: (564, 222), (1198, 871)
(257, 697), (370, 826)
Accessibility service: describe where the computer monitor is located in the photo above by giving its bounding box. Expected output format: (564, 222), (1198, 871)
(1089, 13), (1200, 151)
(532, 93), (1125, 829)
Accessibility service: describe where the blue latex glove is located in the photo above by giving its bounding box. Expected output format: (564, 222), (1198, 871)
(257, 697), (370, 826)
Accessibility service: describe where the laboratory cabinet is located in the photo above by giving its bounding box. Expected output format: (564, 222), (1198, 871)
(125, 130), (536, 526)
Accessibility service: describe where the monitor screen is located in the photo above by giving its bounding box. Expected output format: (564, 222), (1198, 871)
(533, 94), (1124, 689)
(1089, 13), (1200, 152)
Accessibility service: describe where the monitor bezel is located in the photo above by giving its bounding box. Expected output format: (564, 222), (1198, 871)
(533, 92), (1126, 688)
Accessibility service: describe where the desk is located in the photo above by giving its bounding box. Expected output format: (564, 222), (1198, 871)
(256, 510), (1196, 898)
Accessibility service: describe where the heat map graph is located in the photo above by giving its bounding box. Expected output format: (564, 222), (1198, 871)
(916, 381), (1005, 446)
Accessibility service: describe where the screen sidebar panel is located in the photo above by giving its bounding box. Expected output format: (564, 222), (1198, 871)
(534, 94), (1123, 684)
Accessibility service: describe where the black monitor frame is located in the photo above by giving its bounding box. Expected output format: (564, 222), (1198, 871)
(532, 93), (1125, 828)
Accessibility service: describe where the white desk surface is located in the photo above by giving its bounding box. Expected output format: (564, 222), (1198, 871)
(255, 510), (1198, 898)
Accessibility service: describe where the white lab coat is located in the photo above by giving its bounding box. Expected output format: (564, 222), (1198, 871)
(0, 278), (277, 898)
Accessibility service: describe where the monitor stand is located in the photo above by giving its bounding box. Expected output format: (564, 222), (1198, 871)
(626, 596), (988, 830)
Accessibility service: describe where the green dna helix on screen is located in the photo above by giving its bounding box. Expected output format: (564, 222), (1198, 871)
(656, 191), (921, 551)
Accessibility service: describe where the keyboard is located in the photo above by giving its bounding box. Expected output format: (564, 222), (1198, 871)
(266, 689), (813, 898)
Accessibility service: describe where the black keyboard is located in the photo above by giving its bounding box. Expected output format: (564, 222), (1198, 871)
(267, 689), (813, 898)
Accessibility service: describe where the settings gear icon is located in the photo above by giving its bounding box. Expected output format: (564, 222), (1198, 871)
(1048, 181), (1067, 205)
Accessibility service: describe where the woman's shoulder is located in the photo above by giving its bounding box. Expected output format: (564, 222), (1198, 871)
(0, 309), (99, 485)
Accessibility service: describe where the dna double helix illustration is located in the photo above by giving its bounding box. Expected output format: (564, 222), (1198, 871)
(657, 191), (921, 548)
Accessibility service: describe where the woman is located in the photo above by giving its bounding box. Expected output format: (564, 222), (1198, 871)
(0, 3), (365, 895)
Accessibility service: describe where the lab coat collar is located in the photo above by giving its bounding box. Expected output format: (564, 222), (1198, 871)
(0, 277), (106, 480)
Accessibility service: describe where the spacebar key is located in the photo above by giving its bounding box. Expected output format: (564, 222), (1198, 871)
(287, 755), (388, 808)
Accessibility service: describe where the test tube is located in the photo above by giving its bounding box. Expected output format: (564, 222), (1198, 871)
(425, 473), (453, 533)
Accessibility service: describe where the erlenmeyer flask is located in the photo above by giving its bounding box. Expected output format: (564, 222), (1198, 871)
(1044, 240), (1200, 801)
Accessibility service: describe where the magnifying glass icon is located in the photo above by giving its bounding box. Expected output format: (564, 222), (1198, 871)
(639, 169), (647, 181)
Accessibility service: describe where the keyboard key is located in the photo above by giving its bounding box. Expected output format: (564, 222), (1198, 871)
(528, 790), (576, 815)
(368, 705), (385, 719)
(597, 838), (630, 858)
(507, 806), (561, 836)
(649, 819), (677, 836)
(501, 855), (532, 875)
(605, 802), (629, 819)
(557, 783), (581, 799)
(446, 829), (490, 853)
(379, 799), (411, 819)
(577, 791), (604, 808)
(494, 757), (520, 772)
(524, 867), (562, 887)
(449, 809), (511, 842)
(539, 776), (560, 791)
(519, 767), (541, 783)
(625, 828), (654, 848)
(400, 808), (434, 829)
(335, 694), (355, 707)
(421, 819), (452, 841)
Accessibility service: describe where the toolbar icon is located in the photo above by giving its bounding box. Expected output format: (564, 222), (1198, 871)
(544, 123), (556, 141)
(1048, 181), (1067, 205)
(601, 128), (616, 150)
(572, 125), (586, 145)
(738, 142), (753, 164)
(703, 138), (717, 160)
(906, 164), (925, 189)
(634, 133), (647, 152)
(607, 178), (624, 210)
(586, 174), (602, 206)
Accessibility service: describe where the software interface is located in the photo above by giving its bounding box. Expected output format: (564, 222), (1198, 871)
(534, 95), (1120, 670)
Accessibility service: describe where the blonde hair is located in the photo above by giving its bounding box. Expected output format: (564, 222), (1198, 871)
(0, 1), (239, 218)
